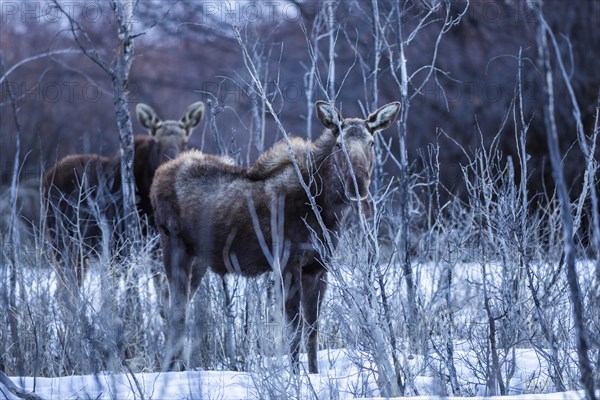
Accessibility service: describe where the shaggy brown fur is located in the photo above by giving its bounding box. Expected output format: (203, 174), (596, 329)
(151, 100), (401, 373)
(43, 102), (205, 284)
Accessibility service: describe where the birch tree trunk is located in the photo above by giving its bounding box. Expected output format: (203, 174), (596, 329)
(111, 0), (136, 240)
(51, 0), (138, 241)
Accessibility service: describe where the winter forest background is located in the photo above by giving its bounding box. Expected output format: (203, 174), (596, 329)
(0, 0), (599, 399)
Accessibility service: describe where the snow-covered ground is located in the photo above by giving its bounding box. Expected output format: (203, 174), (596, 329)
(5, 348), (590, 399)
(1, 252), (596, 399)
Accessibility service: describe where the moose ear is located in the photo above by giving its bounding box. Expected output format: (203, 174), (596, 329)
(316, 101), (342, 132)
(180, 102), (205, 133)
(366, 101), (401, 133)
(136, 103), (161, 133)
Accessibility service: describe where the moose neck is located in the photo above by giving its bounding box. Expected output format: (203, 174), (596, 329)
(311, 129), (354, 227)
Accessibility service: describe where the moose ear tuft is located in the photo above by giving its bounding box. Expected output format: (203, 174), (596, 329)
(180, 102), (205, 133)
(366, 101), (401, 133)
(136, 103), (161, 134)
(316, 101), (342, 132)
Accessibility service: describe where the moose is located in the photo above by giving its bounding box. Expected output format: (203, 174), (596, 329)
(150, 100), (401, 373)
(43, 101), (205, 285)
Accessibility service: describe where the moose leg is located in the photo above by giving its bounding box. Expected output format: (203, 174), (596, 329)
(284, 271), (302, 373)
(185, 256), (209, 369)
(161, 232), (192, 371)
(188, 256), (208, 294)
(302, 268), (327, 374)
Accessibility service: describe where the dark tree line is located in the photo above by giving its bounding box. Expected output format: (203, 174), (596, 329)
(1, 1), (598, 211)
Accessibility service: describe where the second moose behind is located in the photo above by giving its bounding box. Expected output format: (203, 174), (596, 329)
(43, 101), (205, 285)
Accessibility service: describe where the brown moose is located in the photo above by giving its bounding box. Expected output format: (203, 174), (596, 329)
(150, 100), (401, 373)
(43, 102), (205, 285)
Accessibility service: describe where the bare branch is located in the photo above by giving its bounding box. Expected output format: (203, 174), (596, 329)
(0, 49), (81, 86)
(50, 0), (112, 75)
(233, 26), (335, 253)
(0, 372), (47, 400)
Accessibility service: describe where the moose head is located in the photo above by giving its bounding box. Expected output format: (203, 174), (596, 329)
(316, 100), (401, 201)
(136, 101), (205, 163)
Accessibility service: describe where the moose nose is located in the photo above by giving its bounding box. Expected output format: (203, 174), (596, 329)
(346, 173), (370, 201)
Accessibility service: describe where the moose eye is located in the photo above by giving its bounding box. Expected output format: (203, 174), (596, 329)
(335, 143), (342, 149)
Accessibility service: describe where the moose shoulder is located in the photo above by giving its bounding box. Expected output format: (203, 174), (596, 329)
(151, 100), (401, 373)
